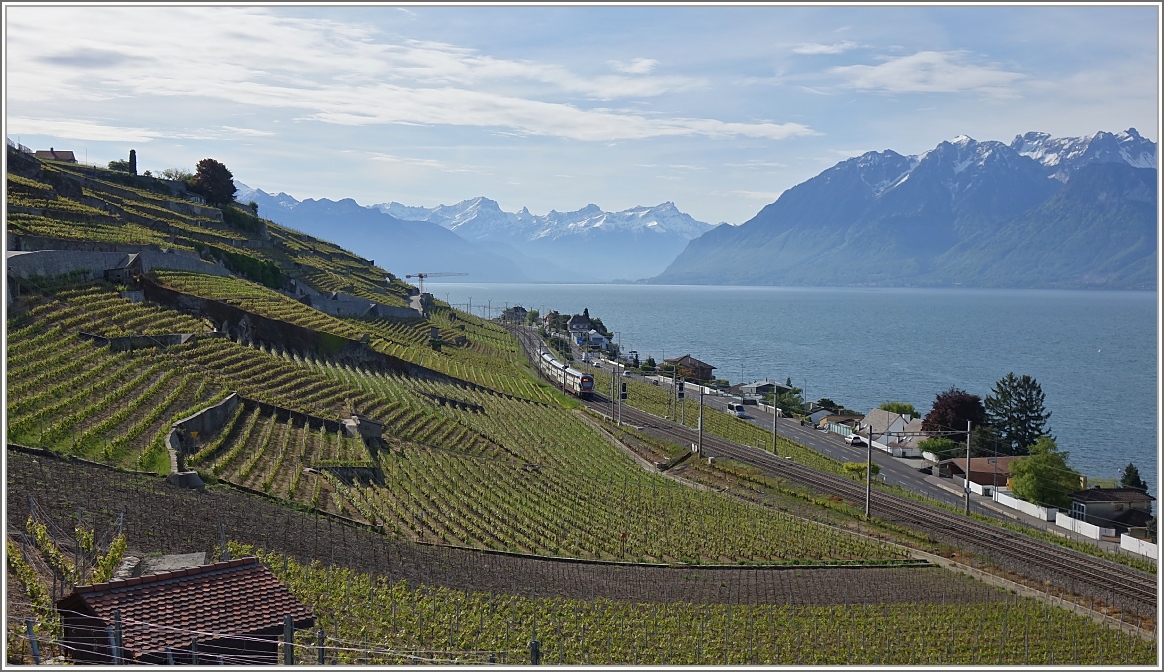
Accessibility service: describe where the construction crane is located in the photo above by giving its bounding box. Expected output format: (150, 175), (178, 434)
(404, 272), (467, 295)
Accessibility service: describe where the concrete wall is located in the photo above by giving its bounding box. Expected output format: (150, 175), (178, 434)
(139, 249), (230, 276)
(167, 393), (242, 471)
(1119, 534), (1158, 559)
(5, 248), (229, 283)
(993, 489), (1057, 521)
(6, 250), (128, 281)
(1053, 513), (1115, 540)
(78, 332), (206, 351)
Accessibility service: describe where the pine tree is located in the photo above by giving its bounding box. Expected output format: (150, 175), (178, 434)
(1119, 462), (1148, 491)
(984, 372), (1051, 456)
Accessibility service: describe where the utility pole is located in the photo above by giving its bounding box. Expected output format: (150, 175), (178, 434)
(865, 423), (873, 519)
(771, 388), (778, 454)
(964, 420), (972, 515)
(610, 364), (616, 423)
(697, 386), (704, 454)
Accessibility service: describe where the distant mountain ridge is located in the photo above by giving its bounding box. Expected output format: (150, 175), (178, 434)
(653, 128), (1157, 289)
(234, 185), (715, 283)
(374, 198), (716, 281)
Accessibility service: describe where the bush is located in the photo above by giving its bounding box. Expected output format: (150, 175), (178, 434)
(843, 461), (879, 478)
(221, 204), (266, 235)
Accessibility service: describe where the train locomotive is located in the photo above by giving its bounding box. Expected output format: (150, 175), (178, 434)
(538, 351), (594, 397)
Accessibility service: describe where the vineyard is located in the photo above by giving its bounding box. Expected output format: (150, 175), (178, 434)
(6, 452), (1154, 666)
(6, 149), (1158, 665)
(251, 543), (1160, 665)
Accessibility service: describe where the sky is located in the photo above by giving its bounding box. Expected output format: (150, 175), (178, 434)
(4, 3), (1160, 225)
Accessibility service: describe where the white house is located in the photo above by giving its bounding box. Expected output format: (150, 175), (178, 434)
(855, 409), (921, 457)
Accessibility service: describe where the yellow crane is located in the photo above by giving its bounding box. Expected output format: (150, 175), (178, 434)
(404, 272), (467, 295)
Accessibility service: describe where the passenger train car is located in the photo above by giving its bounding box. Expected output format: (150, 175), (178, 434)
(538, 351), (594, 397)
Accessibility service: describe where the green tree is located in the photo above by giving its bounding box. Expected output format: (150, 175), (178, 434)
(984, 372), (1052, 456)
(188, 158), (237, 206)
(1119, 462), (1148, 492)
(107, 158), (132, 173)
(1008, 437), (1081, 509)
(816, 398), (841, 412)
(969, 425), (1001, 458)
(918, 437), (959, 460)
(879, 401), (918, 418)
(160, 167), (193, 181)
(921, 387), (985, 443)
(525, 309), (539, 325)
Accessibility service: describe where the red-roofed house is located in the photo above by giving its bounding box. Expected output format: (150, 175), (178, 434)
(56, 557), (313, 665)
(33, 147), (77, 162)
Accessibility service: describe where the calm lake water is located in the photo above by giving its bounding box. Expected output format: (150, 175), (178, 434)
(433, 283), (1159, 495)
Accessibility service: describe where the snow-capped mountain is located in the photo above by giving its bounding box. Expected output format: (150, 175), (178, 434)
(375, 198), (713, 242)
(373, 198), (715, 281)
(1010, 128), (1157, 181)
(654, 129), (1157, 289)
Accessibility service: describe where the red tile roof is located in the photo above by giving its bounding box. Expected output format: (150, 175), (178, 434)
(57, 557), (312, 656)
(33, 149), (76, 162)
(1069, 487), (1155, 503)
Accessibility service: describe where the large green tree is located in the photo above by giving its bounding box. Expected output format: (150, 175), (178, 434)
(1120, 462), (1148, 492)
(188, 158), (237, 206)
(1009, 437), (1081, 509)
(984, 372), (1051, 455)
(879, 401), (918, 419)
(921, 387), (985, 443)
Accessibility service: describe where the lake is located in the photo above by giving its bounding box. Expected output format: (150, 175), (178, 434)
(432, 283), (1159, 496)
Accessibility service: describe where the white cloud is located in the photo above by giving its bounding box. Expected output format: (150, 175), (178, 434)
(609, 58), (658, 75)
(5, 117), (160, 143)
(831, 51), (1026, 96)
(4, 7), (802, 143)
(793, 41), (858, 55)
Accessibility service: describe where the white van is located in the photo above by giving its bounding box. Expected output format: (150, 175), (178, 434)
(727, 402), (747, 418)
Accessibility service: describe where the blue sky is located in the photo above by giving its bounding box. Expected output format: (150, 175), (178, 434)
(4, 3), (1160, 224)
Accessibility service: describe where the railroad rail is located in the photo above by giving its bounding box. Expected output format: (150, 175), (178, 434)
(508, 326), (1158, 616)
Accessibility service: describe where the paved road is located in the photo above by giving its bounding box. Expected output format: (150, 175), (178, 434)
(577, 343), (1008, 518)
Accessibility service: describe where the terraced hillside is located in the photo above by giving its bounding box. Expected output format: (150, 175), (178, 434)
(5, 148), (1156, 665)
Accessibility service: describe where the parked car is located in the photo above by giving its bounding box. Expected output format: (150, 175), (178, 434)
(845, 435), (867, 447)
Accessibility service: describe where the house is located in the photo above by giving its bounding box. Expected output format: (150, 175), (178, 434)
(33, 147), (77, 162)
(584, 329), (609, 348)
(886, 417), (927, 453)
(855, 409), (920, 457)
(501, 305), (528, 323)
(939, 456), (1017, 489)
(567, 308), (593, 339)
(1067, 486), (1155, 533)
(807, 409), (834, 426)
(664, 354), (716, 382)
(56, 557), (313, 665)
(103, 253), (143, 284)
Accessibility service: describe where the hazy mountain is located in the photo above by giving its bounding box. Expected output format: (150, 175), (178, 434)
(653, 129), (1157, 289)
(374, 198), (716, 281)
(234, 184), (528, 282)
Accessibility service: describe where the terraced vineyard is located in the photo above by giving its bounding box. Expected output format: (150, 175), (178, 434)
(6, 286), (225, 473)
(6, 150), (1157, 666)
(239, 544), (1155, 666)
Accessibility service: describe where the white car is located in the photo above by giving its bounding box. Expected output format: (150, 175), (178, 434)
(845, 435), (867, 447)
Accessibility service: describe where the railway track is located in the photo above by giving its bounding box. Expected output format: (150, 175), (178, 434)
(508, 326), (1158, 615)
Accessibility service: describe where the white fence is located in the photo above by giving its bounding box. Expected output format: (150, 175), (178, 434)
(992, 489), (1057, 522)
(1053, 513), (1115, 540)
(952, 476), (993, 496)
(1119, 534), (1158, 559)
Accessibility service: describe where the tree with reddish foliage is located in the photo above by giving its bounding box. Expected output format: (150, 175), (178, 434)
(921, 386), (986, 443)
(188, 158), (237, 206)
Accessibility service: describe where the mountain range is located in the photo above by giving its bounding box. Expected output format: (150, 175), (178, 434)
(237, 127), (1155, 290)
(234, 184), (716, 283)
(653, 128), (1157, 289)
